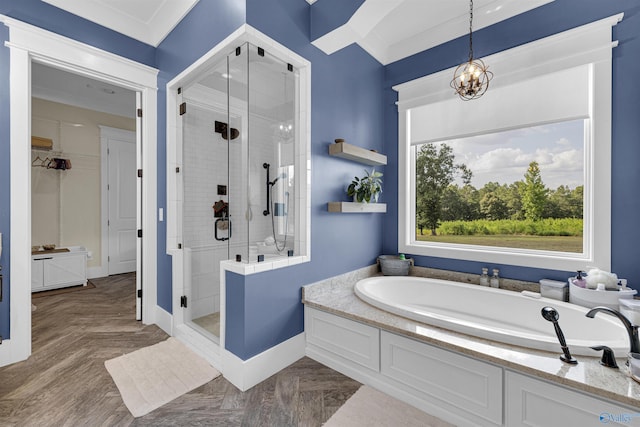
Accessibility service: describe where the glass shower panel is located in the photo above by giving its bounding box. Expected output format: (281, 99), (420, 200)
(180, 56), (231, 340)
(247, 45), (297, 260)
(228, 44), (250, 262)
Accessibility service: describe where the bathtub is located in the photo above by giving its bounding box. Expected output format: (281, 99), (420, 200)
(355, 276), (629, 356)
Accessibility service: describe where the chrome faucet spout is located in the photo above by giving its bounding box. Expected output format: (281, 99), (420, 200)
(585, 306), (640, 353)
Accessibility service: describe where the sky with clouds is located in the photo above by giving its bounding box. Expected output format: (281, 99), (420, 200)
(429, 119), (584, 190)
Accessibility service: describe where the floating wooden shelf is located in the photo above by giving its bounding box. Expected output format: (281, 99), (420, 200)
(329, 142), (386, 166)
(327, 202), (387, 213)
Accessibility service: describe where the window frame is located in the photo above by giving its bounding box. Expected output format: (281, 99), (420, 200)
(394, 14), (622, 272)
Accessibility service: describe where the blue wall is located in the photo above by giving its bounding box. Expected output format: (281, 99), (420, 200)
(382, 0), (640, 285)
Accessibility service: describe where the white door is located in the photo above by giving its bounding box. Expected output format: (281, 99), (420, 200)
(107, 130), (137, 275)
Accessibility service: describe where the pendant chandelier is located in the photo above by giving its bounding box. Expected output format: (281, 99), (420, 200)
(450, 0), (493, 100)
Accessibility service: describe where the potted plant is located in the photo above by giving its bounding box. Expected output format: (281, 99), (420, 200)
(347, 168), (383, 203)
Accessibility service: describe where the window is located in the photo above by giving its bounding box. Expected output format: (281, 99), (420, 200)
(413, 119), (585, 253)
(394, 14), (622, 272)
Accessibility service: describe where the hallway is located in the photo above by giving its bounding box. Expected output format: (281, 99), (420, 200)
(0, 274), (360, 426)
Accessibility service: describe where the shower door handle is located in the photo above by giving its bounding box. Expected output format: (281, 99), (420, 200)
(214, 218), (232, 241)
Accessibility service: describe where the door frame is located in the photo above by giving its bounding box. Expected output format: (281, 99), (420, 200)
(0, 15), (159, 365)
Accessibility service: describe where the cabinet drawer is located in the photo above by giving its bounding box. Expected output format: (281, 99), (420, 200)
(44, 254), (86, 287)
(506, 371), (635, 426)
(381, 331), (503, 425)
(305, 307), (379, 371)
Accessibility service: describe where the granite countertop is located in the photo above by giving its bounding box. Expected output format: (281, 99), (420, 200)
(302, 268), (640, 409)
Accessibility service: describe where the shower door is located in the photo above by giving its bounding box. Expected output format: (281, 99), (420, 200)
(180, 53), (239, 340)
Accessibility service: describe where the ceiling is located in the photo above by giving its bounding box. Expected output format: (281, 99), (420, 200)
(32, 62), (136, 118)
(311, 0), (554, 65)
(42, 0), (200, 47)
(32, 0), (553, 117)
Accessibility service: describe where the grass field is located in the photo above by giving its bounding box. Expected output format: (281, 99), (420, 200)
(416, 233), (583, 252)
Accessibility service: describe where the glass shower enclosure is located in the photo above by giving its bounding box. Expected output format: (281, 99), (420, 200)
(180, 43), (298, 341)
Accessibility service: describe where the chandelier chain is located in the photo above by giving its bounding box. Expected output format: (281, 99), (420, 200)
(468, 0), (474, 62)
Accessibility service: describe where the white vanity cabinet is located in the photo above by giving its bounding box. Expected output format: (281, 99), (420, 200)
(304, 306), (639, 427)
(31, 248), (87, 292)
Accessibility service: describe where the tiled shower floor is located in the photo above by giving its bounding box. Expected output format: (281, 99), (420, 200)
(192, 312), (220, 337)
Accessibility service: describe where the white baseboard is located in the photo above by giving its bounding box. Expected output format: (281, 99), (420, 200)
(222, 333), (306, 391)
(174, 323), (222, 370)
(154, 306), (173, 335)
(0, 338), (30, 368)
(86, 266), (107, 280)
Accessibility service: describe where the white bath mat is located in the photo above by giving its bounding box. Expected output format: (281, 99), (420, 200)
(324, 385), (454, 427)
(105, 337), (220, 417)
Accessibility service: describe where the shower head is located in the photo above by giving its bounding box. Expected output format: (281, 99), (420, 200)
(269, 172), (288, 186)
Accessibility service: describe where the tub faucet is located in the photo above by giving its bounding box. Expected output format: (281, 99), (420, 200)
(585, 306), (640, 354)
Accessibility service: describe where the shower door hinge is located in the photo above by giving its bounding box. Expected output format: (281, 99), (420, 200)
(137, 289), (142, 298)
(137, 229), (142, 238)
(179, 102), (187, 115)
(137, 108), (143, 118)
(137, 169), (142, 178)
(180, 295), (187, 308)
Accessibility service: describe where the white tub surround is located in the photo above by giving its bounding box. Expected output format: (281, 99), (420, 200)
(355, 276), (628, 356)
(302, 268), (640, 426)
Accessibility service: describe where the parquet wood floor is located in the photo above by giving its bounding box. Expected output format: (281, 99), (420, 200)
(0, 273), (360, 426)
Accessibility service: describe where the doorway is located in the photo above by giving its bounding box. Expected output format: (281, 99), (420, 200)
(31, 65), (139, 309)
(3, 18), (159, 366)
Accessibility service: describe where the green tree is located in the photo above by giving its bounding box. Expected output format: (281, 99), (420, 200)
(521, 161), (548, 221)
(545, 185), (573, 218)
(569, 185), (584, 218)
(480, 192), (509, 220)
(506, 181), (524, 219)
(441, 184), (480, 222)
(415, 143), (471, 235)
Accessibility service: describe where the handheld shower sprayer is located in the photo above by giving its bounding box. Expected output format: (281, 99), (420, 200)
(270, 172), (288, 186)
(541, 306), (577, 364)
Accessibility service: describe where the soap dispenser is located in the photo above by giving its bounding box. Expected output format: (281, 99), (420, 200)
(479, 268), (489, 286)
(490, 269), (500, 288)
(573, 270), (586, 288)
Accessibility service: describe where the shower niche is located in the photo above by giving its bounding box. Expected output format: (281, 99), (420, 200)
(167, 29), (310, 348)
